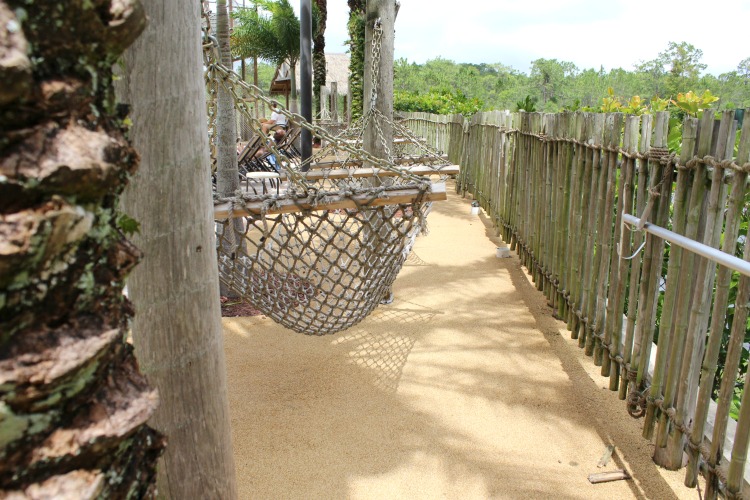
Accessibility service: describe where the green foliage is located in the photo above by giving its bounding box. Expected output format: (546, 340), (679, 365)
(392, 42), (749, 115)
(394, 88), (483, 116)
(116, 213), (140, 236)
(232, 0), (320, 100)
(600, 87), (622, 112)
(670, 90), (720, 117)
(621, 96), (649, 116)
(515, 95), (537, 112)
(346, 3), (365, 120)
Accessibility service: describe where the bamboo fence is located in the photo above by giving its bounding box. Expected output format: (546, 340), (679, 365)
(401, 109), (750, 499)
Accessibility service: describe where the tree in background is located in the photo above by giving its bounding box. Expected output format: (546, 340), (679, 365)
(0, 1), (163, 496)
(659, 41), (707, 98)
(393, 42), (749, 114)
(313, 0), (327, 116)
(739, 57), (750, 80)
(233, 0), (315, 112)
(529, 58), (578, 109)
(634, 58), (667, 99)
(395, 88), (483, 115)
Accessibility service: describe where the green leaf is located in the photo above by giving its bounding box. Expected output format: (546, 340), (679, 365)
(117, 213), (141, 236)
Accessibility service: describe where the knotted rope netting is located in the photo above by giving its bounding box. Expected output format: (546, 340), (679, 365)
(203, 9), (453, 334)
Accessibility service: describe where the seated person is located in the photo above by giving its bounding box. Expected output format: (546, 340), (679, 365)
(253, 129), (286, 171)
(260, 106), (288, 134)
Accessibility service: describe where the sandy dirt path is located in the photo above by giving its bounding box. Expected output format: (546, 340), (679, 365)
(222, 186), (702, 499)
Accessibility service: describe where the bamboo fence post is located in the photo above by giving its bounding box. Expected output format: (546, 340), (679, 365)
(526, 114), (537, 267)
(726, 229), (750, 496)
(509, 113), (518, 239)
(567, 113), (587, 335)
(725, 228), (750, 497)
(493, 122), (503, 231)
(632, 112), (673, 395)
(579, 114), (605, 348)
(642, 117), (698, 440)
(506, 115), (520, 246)
(499, 113), (512, 236)
(493, 118), (505, 232)
(586, 113), (622, 360)
(544, 114), (560, 304)
(556, 113), (569, 311)
(604, 115), (640, 387)
(585, 113), (609, 354)
(511, 115), (526, 252)
(655, 113), (717, 461)
(620, 114), (653, 400)
(593, 113), (623, 367)
(514, 114), (527, 258)
(531, 113), (545, 270)
(551, 114), (565, 308)
(552, 114), (566, 316)
(671, 111), (733, 484)
(653, 114), (715, 466)
(542, 115), (555, 296)
(704, 112), (750, 499)
(574, 114), (594, 341)
(559, 113), (575, 323)
(531, 115), (545, 285)
(503, 112), (513, 233)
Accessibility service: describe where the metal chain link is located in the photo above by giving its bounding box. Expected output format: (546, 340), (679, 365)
(200, 5), (449, 192)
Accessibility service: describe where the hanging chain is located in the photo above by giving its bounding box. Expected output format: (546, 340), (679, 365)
(369, 18), (383, 110)
(199, 5), (444, 191)
(366, 18), (392, 162)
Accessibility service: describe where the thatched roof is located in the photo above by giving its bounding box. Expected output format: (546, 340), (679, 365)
(271, 53), (350, 97)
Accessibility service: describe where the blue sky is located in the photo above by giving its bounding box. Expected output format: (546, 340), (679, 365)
(292, 0), (749, 76)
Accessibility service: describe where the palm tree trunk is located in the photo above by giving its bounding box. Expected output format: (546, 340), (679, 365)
(0, 1), (163, 497)
(313, 0), (327, 117)
(117, 2), (238, 498)
(215, 0), (244, 299)
(216, 0), (240, 195)
(290, 61), (299, 113)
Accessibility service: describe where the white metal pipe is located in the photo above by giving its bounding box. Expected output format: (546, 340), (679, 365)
(622, 213), (750, 278)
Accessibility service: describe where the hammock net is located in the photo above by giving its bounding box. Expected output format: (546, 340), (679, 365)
(203, 10), (453, 334)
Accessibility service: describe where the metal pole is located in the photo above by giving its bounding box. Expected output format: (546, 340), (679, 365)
(622, 213), (750, 278)
(300, 0), (313, 167)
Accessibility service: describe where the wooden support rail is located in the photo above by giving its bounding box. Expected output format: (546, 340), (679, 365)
(246, 165), (459, 182)
(214, 182), (446, 218)
(309, 154), (449, 169)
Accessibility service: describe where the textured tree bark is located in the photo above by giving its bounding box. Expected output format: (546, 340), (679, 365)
(215, 0), (244, 298)
(313, 0), (328, 117)
(215, 0), (240, 197)
(118, 2), (238, 499)
(0, 0), (163, 497)
(363, 0), (394, 156)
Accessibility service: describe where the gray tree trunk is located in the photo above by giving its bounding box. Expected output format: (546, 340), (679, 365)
(216, 0), (240, 195)
(362, 0), (395, 302)
(0, 1), (163, 497)
(117, 1), (238, 498)
(363, 0), (394, 155)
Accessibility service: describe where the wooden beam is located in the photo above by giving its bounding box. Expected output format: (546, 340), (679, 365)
(215, 183), (446, 218)
(310, 154), (449, 169)
(245, 165), (459, 182)
(341, 136), (426, 145)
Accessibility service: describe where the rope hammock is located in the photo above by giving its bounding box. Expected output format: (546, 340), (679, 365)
(203, 10), (455, 335)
